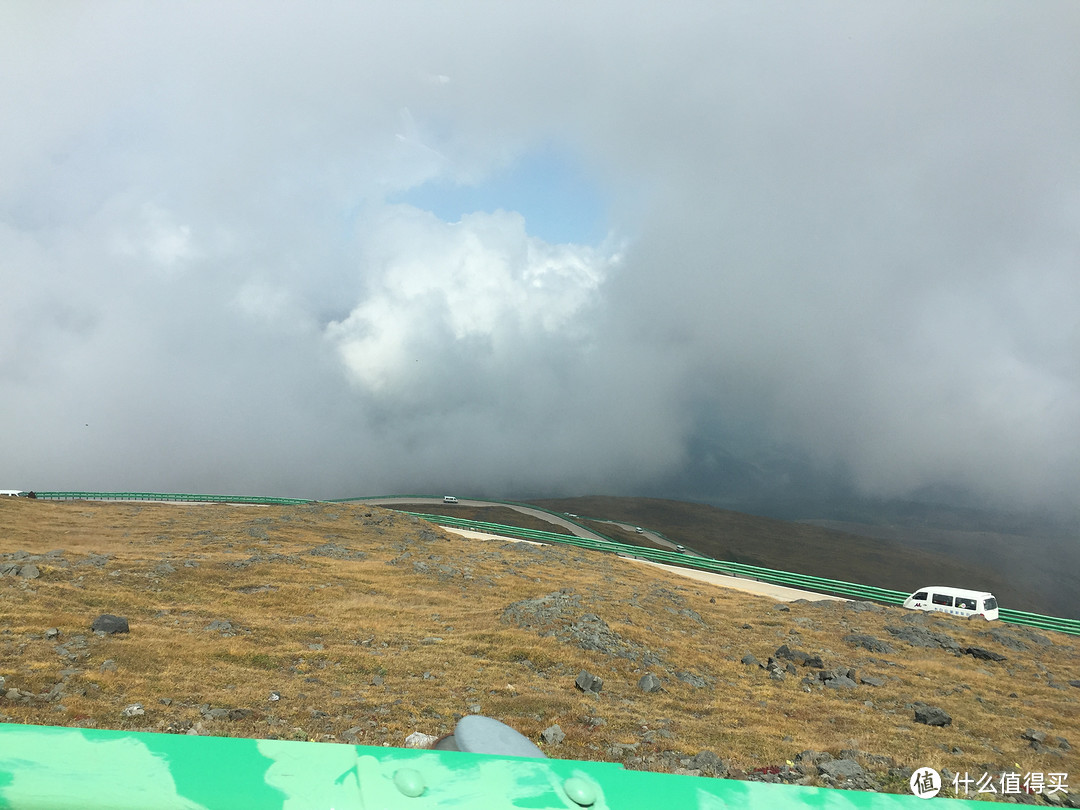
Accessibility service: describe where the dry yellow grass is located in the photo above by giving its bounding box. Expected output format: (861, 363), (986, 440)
(0, 498), (1077, 799)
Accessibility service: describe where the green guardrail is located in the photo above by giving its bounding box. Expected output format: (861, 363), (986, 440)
(406, 512), (1080, 637)
(33, 491), (312, 506)
(0, 722), (975, 809)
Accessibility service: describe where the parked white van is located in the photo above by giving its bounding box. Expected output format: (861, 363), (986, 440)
(903, 586), (999, 621)
(443, 496), (459, 504)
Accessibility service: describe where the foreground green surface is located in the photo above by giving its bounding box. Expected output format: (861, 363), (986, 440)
(0, 722), (979, 809)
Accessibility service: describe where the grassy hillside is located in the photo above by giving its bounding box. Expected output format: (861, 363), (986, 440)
(1, 499), (1078, 802)
(527, 496), (1050, 615)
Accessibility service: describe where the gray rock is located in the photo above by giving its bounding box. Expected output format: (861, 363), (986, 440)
(825, 675), (858, 689)
(91, 615), (129, 634)
(45, 628), (60, 639)
(688, 750), (727, 778)
(913, 704), (952, 726)
(121, 703), (145, 717)
(540, 724), (565, 745)
(404, 732), (439, 749)
(843, 634), (894, 654)
(1070, 680), (1080, 689)
(342, 726), (365, 745)
(205, 620), (233, 633)
(819, 759), (866, 780)
(17, 564), (40, 579)
(575, 670), (603, 694)
(99, 659), (118, 673)
(637, 673), (662, 693)
(676, 671), (707, 688)
(885, 625), (960, 653)
(642, 728), (673, 742)
(859, 675), (886, 687)
(741, 653), (763, 668)
(962, 646), (1006, 662)
(1022, 729), (1047, 743)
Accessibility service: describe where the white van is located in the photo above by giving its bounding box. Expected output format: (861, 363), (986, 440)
(443, 496), (458, 504)
(903, 586), (999, 621)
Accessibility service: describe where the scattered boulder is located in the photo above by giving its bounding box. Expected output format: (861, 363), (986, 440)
(962, 647), (1006, 662)
(540, 724), (565, 745)
(687, 750), (727, 778)
(91, 615), (129, 634)
(814, 667), (858, 689)
(741, 653), (763, 668)
(842, 634), (894, 654)
(913, 703), (952, 727)
(121, 703), (145, 717)
(825, 675), (858, 690)
(404, 732), (439, 749)
(676, 671), (709, 688)
(18, 564), (40, 579)
(341, 726), (365, 745)
(819, 758), (866, 780)
(885, 625), (960, 653)
(774, 645), (823, 668)
(793, 750), (833, 776)
(575, 670), (603, 695)
(638, 673), (662, 693)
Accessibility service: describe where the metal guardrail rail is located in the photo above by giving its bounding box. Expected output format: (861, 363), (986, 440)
(33, 491), (312, 505)
(404, 512), (1080, 637)
(0, 722), (976, 809)
(24, 492), (1080, 636)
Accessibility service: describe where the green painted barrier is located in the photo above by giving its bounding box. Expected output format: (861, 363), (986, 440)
(405, 512), (1080, 637)
(0, 722), (973, 809)
(34, 492), (311, 506)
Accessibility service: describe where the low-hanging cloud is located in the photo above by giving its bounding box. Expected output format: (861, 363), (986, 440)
(1, 2), (1078, 515)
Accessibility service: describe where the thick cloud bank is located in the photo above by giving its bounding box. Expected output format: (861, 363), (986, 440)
(1, 2), (1078, 515)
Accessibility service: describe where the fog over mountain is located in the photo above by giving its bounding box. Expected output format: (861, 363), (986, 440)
(2, 3), (1078, 526)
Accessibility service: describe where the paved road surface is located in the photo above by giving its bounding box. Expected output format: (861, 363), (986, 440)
(441, 526), (846, 604)
(357, 497), (611, 542)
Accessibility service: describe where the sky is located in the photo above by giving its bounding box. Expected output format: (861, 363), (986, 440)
(2, 2), (1078, 518)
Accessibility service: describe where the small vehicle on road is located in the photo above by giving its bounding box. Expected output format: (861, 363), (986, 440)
(903, 586), (999, 620)
(443, 496), (459, 504)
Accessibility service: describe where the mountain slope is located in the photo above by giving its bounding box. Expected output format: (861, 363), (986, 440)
(526, 496), (1057, 615)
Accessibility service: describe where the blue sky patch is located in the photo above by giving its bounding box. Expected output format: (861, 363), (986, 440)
(392, 145), (608, 246)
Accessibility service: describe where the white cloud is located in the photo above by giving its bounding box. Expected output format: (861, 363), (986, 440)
(325, 206), (614, 392)
(1, 1), (1078, 516)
